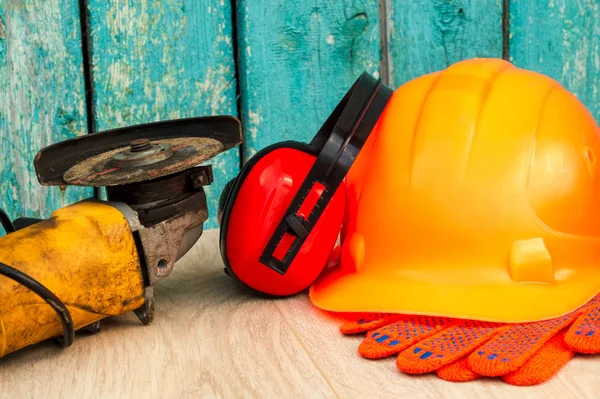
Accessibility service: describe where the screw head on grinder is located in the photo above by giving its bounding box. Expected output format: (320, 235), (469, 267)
(129, 138), (153, 152)
(112, 138), (174, 168)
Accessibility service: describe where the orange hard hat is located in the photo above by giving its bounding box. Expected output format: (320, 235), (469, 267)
(309, 58), (600, 323)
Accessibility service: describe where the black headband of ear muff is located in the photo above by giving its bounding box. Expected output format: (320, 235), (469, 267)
(259, 72), (393, 274)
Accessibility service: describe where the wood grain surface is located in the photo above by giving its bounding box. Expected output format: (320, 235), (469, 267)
(0, 0), (93, 232)
(0, 229), (599, 399)
(235, 0), (382, 161)
(385, 0), (504, 87)
(85, 0), (240, 228)
(509, 0), (600, 123)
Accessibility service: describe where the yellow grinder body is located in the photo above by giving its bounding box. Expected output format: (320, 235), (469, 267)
(0, 201), (145, 358)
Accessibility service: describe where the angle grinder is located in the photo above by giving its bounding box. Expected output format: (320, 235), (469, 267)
(0, 115), (242, 359)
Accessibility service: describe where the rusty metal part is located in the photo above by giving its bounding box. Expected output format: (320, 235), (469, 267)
(133, 287), (155, 325)
(63, 137), (223, 187)
(135, 193), (207, 287)
(139, 208), (207, 286)
(103, 168), (209, 286)
(34, 115), (242, 186)
(112, 139), (174, 168)
(106, 166), (212, 227)
(106, 195), (206, 287)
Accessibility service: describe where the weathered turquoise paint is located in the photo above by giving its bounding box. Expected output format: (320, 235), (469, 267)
(236, 0), (382, 161)
(510, 0), (600, 123)
(4, 0), (600, 236)
(0, 0), (92, 234)
(86, 0), (239, 228)
(386, 0), (504, 87)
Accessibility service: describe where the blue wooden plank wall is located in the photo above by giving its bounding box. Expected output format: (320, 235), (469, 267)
(1, 0), (599, 230)
(0, 0), (93, 233)
(236, 0), (382, 160)
(85, 0), (239, 228)
(510, 0), (600, 123)
(384, 0), (504, 87)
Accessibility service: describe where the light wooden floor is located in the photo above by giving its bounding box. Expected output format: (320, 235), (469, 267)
(1, 229), (599, 398)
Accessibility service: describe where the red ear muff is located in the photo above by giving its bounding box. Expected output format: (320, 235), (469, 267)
(219, 72), (393, 297)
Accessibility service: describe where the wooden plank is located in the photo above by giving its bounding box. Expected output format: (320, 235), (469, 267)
(509, 0), (600, 123)
(86, 0), (240, 228)
(385, 0), (504, 87)
(236, 0), (382, 161)
(0, 230), (337, 399)
(2, 230), (599, 397)
(0, 0), (92, 232)
(276, 294), (599, 398)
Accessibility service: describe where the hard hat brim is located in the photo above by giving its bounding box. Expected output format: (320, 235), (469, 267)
(309, 262), (600, 323)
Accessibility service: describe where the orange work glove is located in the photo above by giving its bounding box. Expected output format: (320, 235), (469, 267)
(338, 294), (600, 386)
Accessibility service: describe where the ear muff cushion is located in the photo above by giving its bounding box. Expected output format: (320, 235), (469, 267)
(218, 177), (237, 224)
(219, 143), (346, 297)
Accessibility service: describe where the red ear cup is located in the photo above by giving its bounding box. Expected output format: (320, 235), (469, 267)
(220, 144), (345, 297)
(219, 72), (392, 298)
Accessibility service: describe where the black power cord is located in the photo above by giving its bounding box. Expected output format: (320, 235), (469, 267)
(0, 262), (75, 348)
(0, 208), (74, 348)
(0, 209), (15, 233)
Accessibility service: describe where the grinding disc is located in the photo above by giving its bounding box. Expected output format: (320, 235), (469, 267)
(63, 137), (224, 186)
